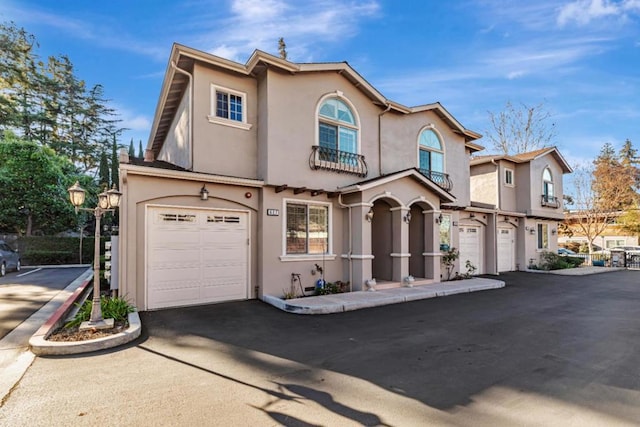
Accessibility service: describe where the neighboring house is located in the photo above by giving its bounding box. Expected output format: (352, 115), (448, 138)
(469, 148), (572, 271)
(118, 44), (566, 311)
(559, 210), (639, 251)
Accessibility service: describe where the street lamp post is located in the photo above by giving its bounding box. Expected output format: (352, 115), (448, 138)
(68, 181), (122, 329)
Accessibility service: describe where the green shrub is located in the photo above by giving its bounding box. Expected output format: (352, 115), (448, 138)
(65, 296), (135, 328)
(16, 236), (104, 265)
(538, 251), (583, 270)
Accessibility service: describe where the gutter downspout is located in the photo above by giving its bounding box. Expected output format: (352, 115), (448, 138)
(171, 61), (193, 171)
(338, 193), (353, 293)
(378, 103), (392, 176)
(490, 159), (501, 275)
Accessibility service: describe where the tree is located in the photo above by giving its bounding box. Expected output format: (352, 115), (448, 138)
(592, 142), (639, 211)
(110, 134), (119, 187)
(278, 37), (287, 60)
(138, 140), (143, 158)
(0, 135), (90, 235)
(485, 101), (556, 155)
(98, 149), (109, 188)
(128, 138), (135, 158)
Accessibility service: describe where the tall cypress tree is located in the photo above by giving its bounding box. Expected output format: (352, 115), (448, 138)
(138, 140), (143, 158)
(128, 138), (135, 158)
(110, 133), (119, 187)
(98, 149), (109, 188)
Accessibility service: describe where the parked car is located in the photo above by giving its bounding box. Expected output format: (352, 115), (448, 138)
(558, 248), (576, 255)
(0, 240), (21, 276)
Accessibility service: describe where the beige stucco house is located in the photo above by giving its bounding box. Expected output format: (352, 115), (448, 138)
(469, 148), (573, 270)
(118, 44), (569, 311)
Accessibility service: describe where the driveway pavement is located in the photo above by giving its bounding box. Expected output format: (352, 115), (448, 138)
(2, 270), (640, 426)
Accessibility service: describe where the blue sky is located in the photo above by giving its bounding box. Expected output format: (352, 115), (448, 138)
(2, 0), (640, 170)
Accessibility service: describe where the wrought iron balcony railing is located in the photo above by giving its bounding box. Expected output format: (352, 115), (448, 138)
(541, 194), (560, 208)
(418, 168), (453, 191)
(309, 145), (368, 178)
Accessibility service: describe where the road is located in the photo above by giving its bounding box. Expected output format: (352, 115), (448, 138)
(0, 266), (90, 339)
(1, 270), (640, 426)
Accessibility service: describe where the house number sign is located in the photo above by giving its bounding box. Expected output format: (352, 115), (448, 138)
(267, 209), (280, 216)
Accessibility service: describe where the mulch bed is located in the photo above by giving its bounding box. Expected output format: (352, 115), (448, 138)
(47, 320), (128, 342)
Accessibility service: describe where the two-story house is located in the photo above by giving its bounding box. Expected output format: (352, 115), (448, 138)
(469, 148), (572, 271)
(118, 43), (561, 311)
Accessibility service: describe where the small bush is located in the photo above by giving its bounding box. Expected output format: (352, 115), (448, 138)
(538, 252), (583, 270)
(315, 281), (348, 295)
(65, 296), (135, 328)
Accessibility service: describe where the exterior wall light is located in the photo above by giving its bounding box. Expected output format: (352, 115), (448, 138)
(200, 185), (209, 201)
(365, 208), (374, 222)
(404, 212), (412, 223)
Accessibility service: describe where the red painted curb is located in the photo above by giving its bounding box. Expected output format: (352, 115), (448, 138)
(32, 278), (92, 338)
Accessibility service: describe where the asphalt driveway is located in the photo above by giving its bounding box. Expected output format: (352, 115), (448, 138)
(2, 270), (640, 426)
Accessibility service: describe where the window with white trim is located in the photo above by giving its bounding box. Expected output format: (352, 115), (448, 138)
(439, 214), (451, 251)
(418, 129), (444, 174)
(209, 84), (250, 129)
(505, 168), (514, 186)
(317, 98), (358, 162)
(286, 202), (329, 255)
(537, 223), (549, 250)
(543, 167), (554, 198)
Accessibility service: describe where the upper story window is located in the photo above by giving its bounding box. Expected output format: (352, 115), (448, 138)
(543, 167), (554, 198)
(318, 97), (358, 157)
(418, 129), (444, 173)
(208, 84), (251, 130)
(505, 168), (514, 186)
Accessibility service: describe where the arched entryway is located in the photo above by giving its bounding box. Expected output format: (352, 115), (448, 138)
(371, 199), (393, 281)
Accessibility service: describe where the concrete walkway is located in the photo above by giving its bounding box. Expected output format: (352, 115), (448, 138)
(263, 278), (505, 314)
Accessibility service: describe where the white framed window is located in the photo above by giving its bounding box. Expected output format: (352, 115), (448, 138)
(543, 167), (554, 198)
(208, 84), (251, 130)
(317, 96), (359, 163)
(282, 200), (333, 260)
(418, 129), (444, 174)
(505, 168), (514, 186)
(537, 223), (549, 250)
(439, 214), (451, 251)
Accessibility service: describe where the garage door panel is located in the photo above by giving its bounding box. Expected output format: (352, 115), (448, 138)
(459, 226), (482, 275)
(147, 207), (249, 310)
(497, 227), (515, 272)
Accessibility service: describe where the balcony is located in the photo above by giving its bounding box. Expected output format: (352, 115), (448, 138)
(309, 145), (368, 178)
(541, 194), (560, 208)
(418, 168), (453, 192)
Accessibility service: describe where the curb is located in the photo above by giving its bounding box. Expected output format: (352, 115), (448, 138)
(29, 312), (141, 356)
(28, 276), (141, 356)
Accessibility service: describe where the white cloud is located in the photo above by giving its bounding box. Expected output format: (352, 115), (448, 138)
(193, 0), (381, 62)
(556, 0), (640, 26)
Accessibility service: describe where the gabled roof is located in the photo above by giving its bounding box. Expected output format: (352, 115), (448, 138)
(148, 44), (483, 156)
(338, 168), (456, 203)
(470, 146), (572, 173)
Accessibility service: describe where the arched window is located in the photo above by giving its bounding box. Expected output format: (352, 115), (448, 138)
(542, 167), (554, 200)
(318, 98), (358, 161)
(418, 129), (444, 173)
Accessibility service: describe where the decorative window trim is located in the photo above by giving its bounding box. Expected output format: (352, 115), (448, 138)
(281, 198), (333, 260)
(208, 84), (252, 130)
(504, 168), (514, 186)
(315, 93), (361, 154)
(417, 126), (446, 174)
(536, 222), (549, 250)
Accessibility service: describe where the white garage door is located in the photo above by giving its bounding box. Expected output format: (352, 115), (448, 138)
(497, 227), (515, 272)
(459, 226), (482, 275)
(147, 207), (249, 310)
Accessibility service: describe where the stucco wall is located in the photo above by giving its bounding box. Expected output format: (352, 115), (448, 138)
(470, 162), (497, 206)
(158, 89), (191, 169)
(381, 112), (471, 206)
(191, 62), (259, 179)
(260, 69), (382, 189)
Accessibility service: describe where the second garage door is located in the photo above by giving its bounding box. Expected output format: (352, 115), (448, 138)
(459, 225), (483, 275)
(147, 207), (249, 310)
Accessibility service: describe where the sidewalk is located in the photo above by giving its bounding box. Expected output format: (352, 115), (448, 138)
(263, 277), (506, 314)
